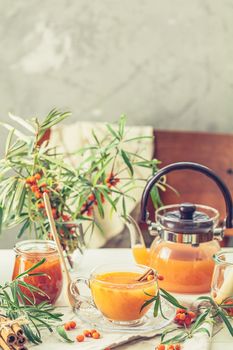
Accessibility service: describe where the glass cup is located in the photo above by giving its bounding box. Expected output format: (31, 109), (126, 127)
(70, 263), (157, 326)
(211, 251), (233, 304)
(12, 240), (63, 305)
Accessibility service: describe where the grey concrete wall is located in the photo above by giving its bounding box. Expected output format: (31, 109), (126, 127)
(0, 0), (232, 247)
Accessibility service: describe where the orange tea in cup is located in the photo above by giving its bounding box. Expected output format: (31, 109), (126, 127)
(71, 264), (157, 325)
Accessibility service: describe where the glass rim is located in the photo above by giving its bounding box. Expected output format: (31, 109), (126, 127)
(14, 239), (58, 257)
(213, 250), (233, 266)
(90, 263), (157, 286)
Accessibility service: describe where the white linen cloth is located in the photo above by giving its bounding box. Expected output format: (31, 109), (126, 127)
(35, 306), (213, 350)
(49, 121), (154, 248)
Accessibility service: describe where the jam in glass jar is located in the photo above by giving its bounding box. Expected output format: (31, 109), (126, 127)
(12, 240), (63, 304)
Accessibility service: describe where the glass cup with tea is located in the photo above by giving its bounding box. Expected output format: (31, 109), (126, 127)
(70, 263), (157, 326)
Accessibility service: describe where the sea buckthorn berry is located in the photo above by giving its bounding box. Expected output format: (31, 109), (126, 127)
(83, 330), (92, 337)
(37, 202), (45, 209)
(177, 308), (186, 314)
(90, 329), (97, 334)
(184, 316), (192, 326)
(64, 323), (70, 331)
(51, 208), (57, 218)
(167, 345), (175, 350)
(76, 334), (84, 342)
(31, 185), (38, 192)
(179, 313), (186, 321)
(26, 176), (36, 184)
(34, 173), (41, 180)
(42, 188), (50, 194)
(147, 274), (154, 281)
(69, 321), (76, 329)
(92, 331), (100, 339)
(35, 191), (42, 199)
(156, 344), (165, 350)
(188, 311), (196, 319)
(175, 344), (181, 350)
(157, 274), (164, 281)
(39, 182), (47, 188)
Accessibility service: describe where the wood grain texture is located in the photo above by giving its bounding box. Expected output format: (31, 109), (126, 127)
(152, 130), (233, 244)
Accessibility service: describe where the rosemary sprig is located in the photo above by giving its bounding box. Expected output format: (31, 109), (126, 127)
(0, 259), (72, 344)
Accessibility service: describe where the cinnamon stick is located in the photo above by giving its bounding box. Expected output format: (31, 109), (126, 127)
(12, 345), (28, 350)
(0, 317), (17, 347)
(0, 336), (12, 350)
(137, 268), (154, 282)
(16, 335), (26, 346)
(11, 324), (23, 337)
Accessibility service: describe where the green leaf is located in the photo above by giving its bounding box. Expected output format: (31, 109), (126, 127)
(94, 191), (104, 218)
(56, 326), (74, 343)
(106, 123), (120, 140)
(218, 310), (233, 336)
(9, 113), (35, 132)
(140, 297), (155, 312)
(0, 206), (2, 235)
(5, 128), (15, 155)
(118, 115), (126, 139)
(17, 219), (30, 238)
(16, 258), (46, 279)
(121, 149), (134, 176)
(153, 292), (160, 317)
(193, 327), (211, 337)
(160, 288), (186, 309)
(122, 196), (127, 218)
(150, 185), (163, 209)
(191, 310), (209, 331)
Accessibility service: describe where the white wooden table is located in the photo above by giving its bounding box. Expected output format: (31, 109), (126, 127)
(0, 248), (233, 349)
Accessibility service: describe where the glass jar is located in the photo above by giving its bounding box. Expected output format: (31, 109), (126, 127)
(12, 240), (63, 305)
(211, 251), (233, 305)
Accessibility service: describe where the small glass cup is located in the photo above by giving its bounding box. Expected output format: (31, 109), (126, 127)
(71, 263), (157, 326)
(12, 240), (63, 305)
(211, 251), (233, 304)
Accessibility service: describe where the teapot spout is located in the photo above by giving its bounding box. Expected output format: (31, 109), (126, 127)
(123, 215), (146, 248)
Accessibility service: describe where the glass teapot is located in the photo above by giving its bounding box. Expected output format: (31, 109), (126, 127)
(126, 162), (233, 294)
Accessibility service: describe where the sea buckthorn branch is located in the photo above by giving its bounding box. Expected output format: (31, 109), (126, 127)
(0, 110), (164, 266)
(152, 291), (233, 349)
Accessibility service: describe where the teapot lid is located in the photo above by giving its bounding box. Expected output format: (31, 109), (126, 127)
(156, 203), (219, 234)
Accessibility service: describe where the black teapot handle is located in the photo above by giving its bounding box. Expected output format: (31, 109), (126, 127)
(141, 162), (233, 228)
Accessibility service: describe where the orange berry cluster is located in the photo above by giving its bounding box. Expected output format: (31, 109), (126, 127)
(106, 172), (120, 188)
(63, 322), (101, 343)
(64, 321), (76, 331)
(81, 172), (120, 217)
(174, 308), (196, 327)
(26, 173), (49, 208)
(156, 344), (181, 350)
(76, 329), (100, 342)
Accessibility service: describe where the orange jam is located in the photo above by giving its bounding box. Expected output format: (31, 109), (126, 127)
(133, 240), (219, 294)
(12, 240), (63, 304)
(90, 271), (156, 322)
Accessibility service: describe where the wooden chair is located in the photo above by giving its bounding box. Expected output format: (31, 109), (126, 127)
(149, 130), (233, 246)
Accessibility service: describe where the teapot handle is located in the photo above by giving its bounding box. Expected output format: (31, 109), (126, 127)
(141, 162), (233, 228)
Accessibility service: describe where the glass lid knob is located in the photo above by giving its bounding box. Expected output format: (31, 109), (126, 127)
(179, 203), (196, 220)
